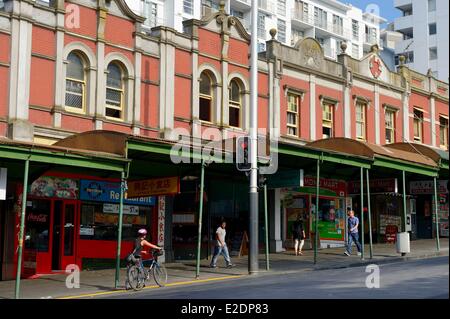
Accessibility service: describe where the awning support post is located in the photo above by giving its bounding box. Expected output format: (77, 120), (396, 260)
(366, 169), (373, 259)
(314, 158), (320, 265)
(115, 170), (125, 289)
(15, 159), (30, 299)
(360, 167), (364, 260)
(196, 161), (206, 279)
(402, 170), (407, 233)
(264, 183), (270, 271)
(433, 177), (440, 252)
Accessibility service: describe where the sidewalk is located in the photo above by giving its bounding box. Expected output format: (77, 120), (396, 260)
(0, 239), (447, 299)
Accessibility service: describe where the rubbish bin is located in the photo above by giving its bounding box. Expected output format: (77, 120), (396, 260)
(396, 232), (410, 255)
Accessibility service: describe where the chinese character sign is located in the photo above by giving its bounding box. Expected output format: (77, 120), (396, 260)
(126, 177), (180, 198)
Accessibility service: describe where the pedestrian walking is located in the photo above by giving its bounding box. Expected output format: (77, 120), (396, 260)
(292, 215), (305, 256)
(345, 210), (362, 256)
(210, 221), (234, 268)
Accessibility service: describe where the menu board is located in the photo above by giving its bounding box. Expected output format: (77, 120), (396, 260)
(432, 194), (449, 237)
(379, 215), (402, 235)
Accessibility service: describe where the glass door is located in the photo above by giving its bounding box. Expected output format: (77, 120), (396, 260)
(60, 201), (79, 270)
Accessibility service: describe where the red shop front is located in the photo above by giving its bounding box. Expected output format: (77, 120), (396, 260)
(14, 173), (157, 278)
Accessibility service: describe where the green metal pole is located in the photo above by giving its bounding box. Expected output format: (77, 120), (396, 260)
(433, 177), (440, 252)
(264, 183), (269, 271)
(402, 171), (407, 233)
(196, 162), (205, 279)
(314, 159), (320, 265)
(15, 159), (30, 299)
(115, 170), (125, 289)
(366, 169), (373, 259)
(360, 167), (364, 260)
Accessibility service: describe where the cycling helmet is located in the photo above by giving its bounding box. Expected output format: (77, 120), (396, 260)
(138, 229), (147, 236)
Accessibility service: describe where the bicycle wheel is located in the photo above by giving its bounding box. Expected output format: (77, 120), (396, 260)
(152, 263), (168, 287)
(127, 264), (145, 291)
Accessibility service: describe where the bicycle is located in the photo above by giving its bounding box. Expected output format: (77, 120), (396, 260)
(126, 249), (168, 291)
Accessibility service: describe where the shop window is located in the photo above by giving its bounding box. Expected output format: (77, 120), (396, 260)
(228, 79), (242, 128)
(25, 200), (51, 252)
(287, 93), (300, 137)
(356, 102), (367, 141)
(413, 108), (423, 143)
(440, 116), (449, 149)
(385, 109), (396, 144)
(105, 62), (125, 120)
(199, 71), (214, 122)
(80, 202), (152, 241)
(322, 103), (334, 139)
(65, 52), (86, 112)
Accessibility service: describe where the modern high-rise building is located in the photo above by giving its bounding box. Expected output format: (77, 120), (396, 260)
(393, 0), (449, 82)
(125, 0), (386, 60)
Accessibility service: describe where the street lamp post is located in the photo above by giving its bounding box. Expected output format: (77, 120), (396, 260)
(249, 0), (259, 275)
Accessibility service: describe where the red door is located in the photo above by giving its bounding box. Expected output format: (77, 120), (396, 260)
(52, 200), (79, 271)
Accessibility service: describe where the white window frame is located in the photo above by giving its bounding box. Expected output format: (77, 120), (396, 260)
(356, 102), (367, 141)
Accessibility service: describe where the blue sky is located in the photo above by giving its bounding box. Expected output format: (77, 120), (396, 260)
(345, 0), (401, 25)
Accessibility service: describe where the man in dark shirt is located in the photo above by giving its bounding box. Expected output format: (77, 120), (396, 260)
(292, 216), (305, 256)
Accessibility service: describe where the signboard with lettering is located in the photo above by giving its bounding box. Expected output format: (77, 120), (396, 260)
(127, 177), (180, 198)
(80, 180), (155, 206)
(347, 178), (398, 195)
(267, 169), (304, 189)
(29, 176), (78, 199)
(409, 180), (449, 195)
(103, 203), (139, 215)
(286, 176), (347, 197)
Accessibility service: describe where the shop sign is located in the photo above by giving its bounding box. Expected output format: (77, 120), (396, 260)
(409, 180), (449, 195)
(127, 177), (180, 198)
(103, 203), (139, 215)
(173, 214), (195, 224)
(80, 180), (155, 206)
(267, 169), (304, 189)
(347, 178), (398, 195)
(0, 167), (7, 200)
(29, 176), (78, 199)
(80, 227), (94, 236)
(27, 213), (48, 223)
(302, 176), (347, 197)
(158, 196), (165, 247)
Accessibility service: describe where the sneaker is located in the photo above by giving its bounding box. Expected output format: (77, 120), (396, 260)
(357, 252), (362, 256)
(344, 251), (350, 256)
(226, 264), (234, 268)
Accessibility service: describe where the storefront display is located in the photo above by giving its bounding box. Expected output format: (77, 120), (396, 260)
(281, 176), (347, 247)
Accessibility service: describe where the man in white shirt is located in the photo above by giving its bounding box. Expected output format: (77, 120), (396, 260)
(210, 221), (233, 268)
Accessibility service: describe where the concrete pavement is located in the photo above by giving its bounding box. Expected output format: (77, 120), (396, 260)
(0, 238), (447, 299)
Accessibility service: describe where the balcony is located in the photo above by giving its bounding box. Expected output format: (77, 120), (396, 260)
(394, 15), (413, 32)
(258, 0), (274, 15)
(230, 0), (251, 12)
(142, 16), (167, 31)
(291, 9), (314, 30)
(394, 0), (413, 9)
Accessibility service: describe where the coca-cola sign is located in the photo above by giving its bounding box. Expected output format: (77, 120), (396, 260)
(27, 213), (48, 223)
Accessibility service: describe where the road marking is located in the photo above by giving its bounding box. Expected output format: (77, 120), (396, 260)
(58, 275), (245, 299)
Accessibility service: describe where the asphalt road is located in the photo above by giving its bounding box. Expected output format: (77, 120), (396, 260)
(100, 256), (449, 299)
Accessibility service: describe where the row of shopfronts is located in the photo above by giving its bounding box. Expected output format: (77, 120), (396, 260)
(0, 133), (448, 280)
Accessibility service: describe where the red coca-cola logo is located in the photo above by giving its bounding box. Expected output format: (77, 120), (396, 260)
(27, 213), (48, 223)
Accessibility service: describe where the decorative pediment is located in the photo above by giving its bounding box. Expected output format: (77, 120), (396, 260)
(359, 45), (390, 82)
(196, 3), (250, 42)
(295, 38), (325, 71)
(103, 0), (146, 23)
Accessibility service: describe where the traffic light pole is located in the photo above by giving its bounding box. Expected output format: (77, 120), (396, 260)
(249, 0), (259, 275)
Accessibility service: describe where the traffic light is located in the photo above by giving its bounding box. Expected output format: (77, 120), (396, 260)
(236, 136), (251, 171)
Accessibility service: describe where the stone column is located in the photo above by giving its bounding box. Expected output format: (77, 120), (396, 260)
(52, 1), (65, 128)
(7, 0), (34, 141)
(269, 189), (283, 252)
(374, 84), (380, 144)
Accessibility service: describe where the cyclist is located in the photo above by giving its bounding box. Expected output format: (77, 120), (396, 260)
(133, 229), (162, 268)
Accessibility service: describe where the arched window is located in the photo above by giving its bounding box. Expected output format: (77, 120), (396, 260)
(106, 63), (124, 119)
(65, 52), (86, 111)
(199, 72), (213, 122)
(228, 79), (242, 128)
